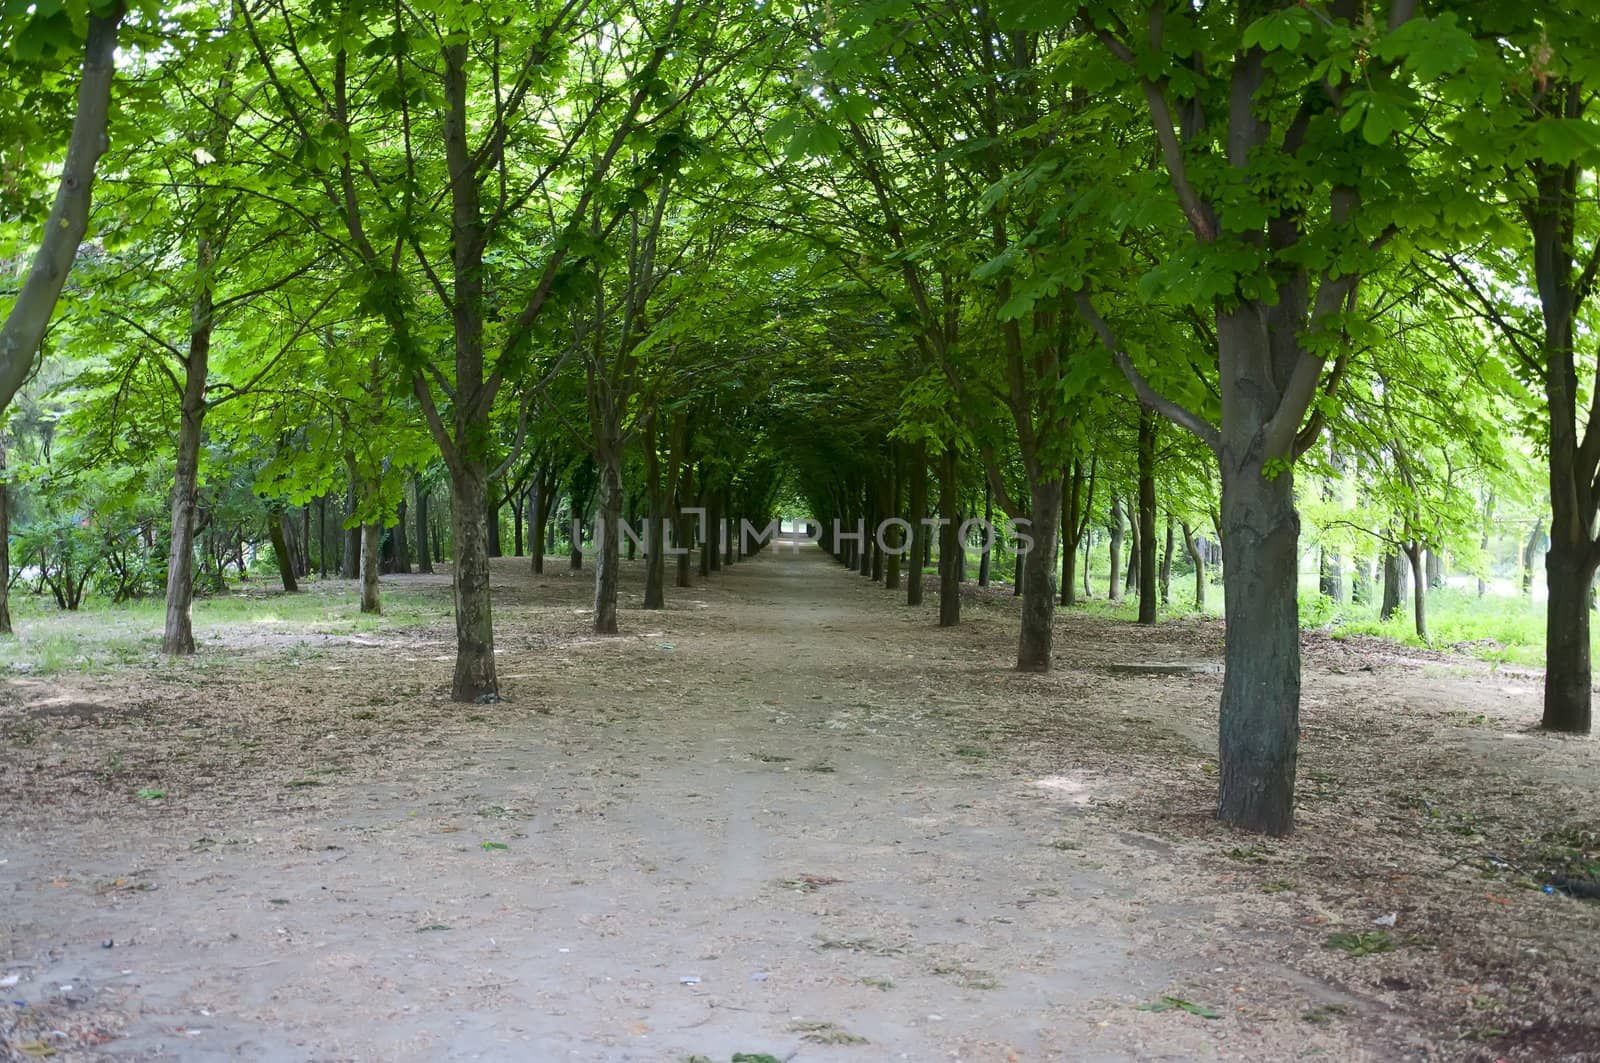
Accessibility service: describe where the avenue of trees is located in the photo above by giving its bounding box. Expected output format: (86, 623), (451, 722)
(2, 0), (1597, 834)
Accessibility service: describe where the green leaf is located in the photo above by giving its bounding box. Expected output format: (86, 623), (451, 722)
(1241, 8), (1314, 52)
(1139, 995), (1221, 1019)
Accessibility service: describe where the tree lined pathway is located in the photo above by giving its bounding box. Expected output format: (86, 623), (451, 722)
(2, 548), (1585, 1059)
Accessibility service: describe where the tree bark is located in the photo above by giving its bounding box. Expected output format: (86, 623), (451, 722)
(1403, 543), (1427, 641)
(447, 461), (497, 701)
(269, 507), (299, 593)
(0, 9), (124, 416)
(162, 358), (206, 654)
(1016, 477), (1062, 671)
(1215, 459), (1300, 837)
(1380, 549), (1404, 620)
(414, 474), (433, 574)
(1522, 518), (1543, 596)
(1544, 546), (1597, 733)
(1182, 522), (1205, 610)
(359, 521), (380, 613)
(978, 480), (993, 587)
(487, 481), (503, 558)
(592, 447), (622, 634)
(1160, 515), (1174, 606)
(1137, 408), (1158, 624)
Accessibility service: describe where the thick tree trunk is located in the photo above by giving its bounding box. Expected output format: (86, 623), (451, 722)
(269, 508), (299, 592)
(1216, 459), (1300, 837)
(531, 476), (548, 574)
(937, 446), (960, 627)
(447, 461), (497, 701)
(487, 482), (503, 558)
(414, 475), (433, 574)
(395, 500), (411, 573)
(1403, 543), (1427, 640)
(1137, 409), (1157, 624)
(592, 449), (622, 634)
(907, 442), (927, 607)
(1543, 544), (1596, 732)
(162, 384), (206, 654)
(359, 521), (380, 613)
(1380, 549), (1403, 620)
(1425, 547), (1443, 590)
(1016, 478), (1063, 671)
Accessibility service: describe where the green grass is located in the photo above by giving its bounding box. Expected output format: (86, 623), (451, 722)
(0, 578), (449, 676)
(1328, 587), (1567, 667)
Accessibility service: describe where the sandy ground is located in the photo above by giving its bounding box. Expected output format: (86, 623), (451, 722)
(1, 547), (1598, 1062)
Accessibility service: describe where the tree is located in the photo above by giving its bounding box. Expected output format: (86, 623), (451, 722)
(0, 1), (124, 418)
(1069, 0), (1477, 833)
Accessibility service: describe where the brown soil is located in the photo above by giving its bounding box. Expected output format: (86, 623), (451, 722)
(2, 548), (1597, 1061)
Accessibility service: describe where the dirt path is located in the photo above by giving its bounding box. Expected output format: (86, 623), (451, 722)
(2, 547), (1597, 1060)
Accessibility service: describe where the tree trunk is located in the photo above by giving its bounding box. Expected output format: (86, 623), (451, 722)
(1061, 460), (1085, 607)
(1016, 477), (1063, 671)
(642, 428), (668, 609)
(1160, 515), (1174, 606)
(1107, 495), (1124, 602)
(1216, 458), (1300, 837)
(978, 480), (993, 587)
(1403, 543), (1427, 641)
(414, 475), (433, 574)
(0, 10), (123, 416)
(938, 446), (960, 627)
(269, 508), (299, 593)
(568, 483), (585, 571)
(359, 521), (380, 613)
(592, 448), (622, 634)
(162, 373), (206, 654)
(1522, 518), (1543, 596)
(1137, 409), (1158, 624)
(487, 482), (503, 558)
(1380, 549), (1403, 620)
(321, 498), (333, 577)
(907, 442), (927, 607)
(1125, 505), (1140, 595)
(394, 499), (411, 573)
(1425, 546), (1443, 590)
(1543, 544), (1597, 733)
(447, 461), (497, 701)
(1182, 522), (1205, 610)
